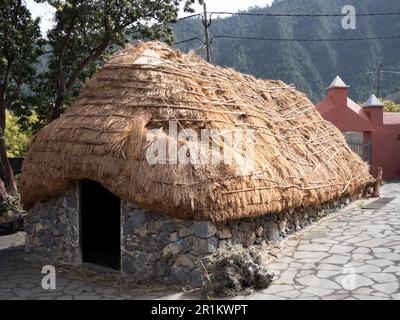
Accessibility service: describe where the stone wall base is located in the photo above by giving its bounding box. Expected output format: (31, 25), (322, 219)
(24, 185), (80, 264)
(25, 184), (355, 288)
(120, 196), (354, 287)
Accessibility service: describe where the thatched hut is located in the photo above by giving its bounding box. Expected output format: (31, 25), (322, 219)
(20, 41), (371, 287)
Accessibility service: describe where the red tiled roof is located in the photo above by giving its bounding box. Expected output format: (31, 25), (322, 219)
(383, 112), (400, 125)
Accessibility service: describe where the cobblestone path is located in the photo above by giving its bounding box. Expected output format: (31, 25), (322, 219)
(231, 181), (400, 300)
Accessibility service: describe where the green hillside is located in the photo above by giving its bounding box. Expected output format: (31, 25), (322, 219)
(173, 0), (400, 102)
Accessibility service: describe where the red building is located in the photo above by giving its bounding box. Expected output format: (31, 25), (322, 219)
(316, 76), (400, 180)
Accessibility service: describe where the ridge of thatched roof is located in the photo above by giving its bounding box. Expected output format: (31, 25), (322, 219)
(20, 41), (372, 222)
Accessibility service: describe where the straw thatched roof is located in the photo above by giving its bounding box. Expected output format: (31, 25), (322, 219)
(20, 41), (372, 222)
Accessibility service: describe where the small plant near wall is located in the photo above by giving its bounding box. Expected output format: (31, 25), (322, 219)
(0, 193), (24, 235)
(0, 194), (22, 215)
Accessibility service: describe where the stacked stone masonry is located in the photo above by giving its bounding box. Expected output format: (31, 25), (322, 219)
(24, 183), (354, 288)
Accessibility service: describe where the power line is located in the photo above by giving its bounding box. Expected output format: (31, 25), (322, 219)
(209, 11), (400, 18)
(173, 8), (400, 62)
(382, 63), (400, 72)
(176, 11), (400, 21)
(384, 62), (400, 69)
(176, 13), (202, 21)
(210, 34), (400, 42)
(174, 37), (204, 45)
(356, 64), (400, 98)
(382, 71), (400, 74)
(174, 34), (400, 46)
(174, 10), (400, 30)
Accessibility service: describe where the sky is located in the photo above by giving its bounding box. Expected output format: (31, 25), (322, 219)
(26, 0), (56, 34)
(26, 0), (274, 35)
(179, 0), (273, 17)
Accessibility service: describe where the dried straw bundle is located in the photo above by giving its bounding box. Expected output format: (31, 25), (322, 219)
(20, 41), (372, 222)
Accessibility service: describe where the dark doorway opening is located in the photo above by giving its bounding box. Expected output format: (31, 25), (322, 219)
(80, 179), (121, 270)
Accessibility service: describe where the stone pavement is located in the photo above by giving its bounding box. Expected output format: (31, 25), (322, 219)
(229, 181), (400, 300)
(0, 232), (177, 300)
(0, 182), (399, 300)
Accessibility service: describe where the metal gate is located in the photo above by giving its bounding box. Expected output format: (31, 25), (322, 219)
(343, 132), (372, 164)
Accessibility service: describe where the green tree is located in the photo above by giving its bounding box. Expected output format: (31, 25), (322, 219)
(0, 0), (43, 201)
(4, 110), (34, 157)
(382, 100), (400, 112)
(34, 0), (202, 122)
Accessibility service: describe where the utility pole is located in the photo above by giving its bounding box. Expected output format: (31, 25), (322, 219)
(376, 62), (382, 98)
(202, 2), (212, 63)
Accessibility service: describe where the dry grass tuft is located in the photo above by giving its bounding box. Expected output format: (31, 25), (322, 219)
(203, 245), (274, 297)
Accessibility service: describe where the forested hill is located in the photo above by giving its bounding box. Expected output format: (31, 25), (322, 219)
(173, 0), (400, 102)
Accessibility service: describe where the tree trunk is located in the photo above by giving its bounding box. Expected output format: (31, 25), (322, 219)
(0, 178), (9, 202)
(50, 94), (65, 121)
(0, 140), (17, 196)
(0, 94), (17, 196)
